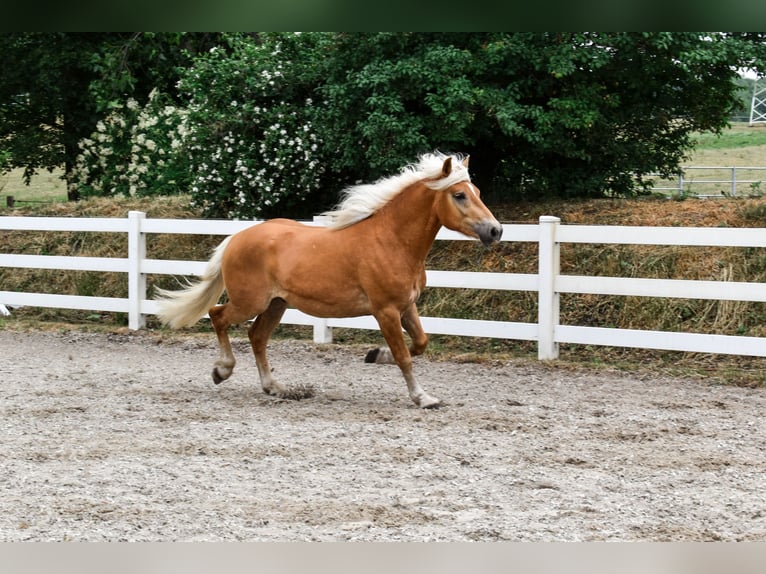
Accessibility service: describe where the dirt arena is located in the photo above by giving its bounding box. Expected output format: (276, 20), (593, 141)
(1, 329), (765, 541)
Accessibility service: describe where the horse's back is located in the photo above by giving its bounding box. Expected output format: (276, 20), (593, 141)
(226, 217), (335, 270)
(231, 218), (317, 245)
(263, 218), (310, 228)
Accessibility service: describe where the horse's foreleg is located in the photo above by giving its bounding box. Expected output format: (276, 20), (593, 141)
(365, 303), (428, 365)
(248, 298), (288, 395)
(402, 303), (428, 356)
(209, 304), (237, 384)
(374, 307), (440, 409)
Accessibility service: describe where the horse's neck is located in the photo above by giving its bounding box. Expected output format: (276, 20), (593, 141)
(375, 183), (441, 262)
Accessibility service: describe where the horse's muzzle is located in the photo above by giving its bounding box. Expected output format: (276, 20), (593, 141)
(476, 221), (504, 246)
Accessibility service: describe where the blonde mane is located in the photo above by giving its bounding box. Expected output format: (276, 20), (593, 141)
(322, 152), (470, 230)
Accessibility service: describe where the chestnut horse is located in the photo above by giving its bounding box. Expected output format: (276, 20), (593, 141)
(155, 153), (502, 408)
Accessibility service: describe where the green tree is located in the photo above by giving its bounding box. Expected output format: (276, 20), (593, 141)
(0, 32), (218, 200)
(0, 33), (105, 199)
(87, 32), (224, 112)
(317, 32), (766, 201)
(4, 33), (765, 212)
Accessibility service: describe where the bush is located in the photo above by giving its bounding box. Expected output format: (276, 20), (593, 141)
(71, 88), (191, 198)
(179, 33), (328, 220)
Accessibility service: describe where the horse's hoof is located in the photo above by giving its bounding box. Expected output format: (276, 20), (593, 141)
(417, 396), (442, 409)
(364, 348), (380, 363)
(212, 368), (224, 385)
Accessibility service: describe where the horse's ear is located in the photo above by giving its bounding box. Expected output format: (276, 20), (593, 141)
(462, 155), (470, 168)
(441, 157), (453, 177)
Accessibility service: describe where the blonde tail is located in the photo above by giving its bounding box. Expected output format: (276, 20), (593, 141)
(155, 236), (232, 329)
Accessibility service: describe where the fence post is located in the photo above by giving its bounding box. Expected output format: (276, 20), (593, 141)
(311, 215), (333, 343)
(538, 216), (560, 360)
(313, 321), (333, 344)
(731, 167), (737, 196)
(128, 211), (147, 330)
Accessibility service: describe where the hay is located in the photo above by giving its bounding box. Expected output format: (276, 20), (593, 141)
(276, 383), (316, 401)
(0, 195), (221, 302)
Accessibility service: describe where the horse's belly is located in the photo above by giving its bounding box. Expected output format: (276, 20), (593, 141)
(285, 290), (370, 319)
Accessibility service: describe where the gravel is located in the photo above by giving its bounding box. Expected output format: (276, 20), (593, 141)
(1, 329), (765, 541)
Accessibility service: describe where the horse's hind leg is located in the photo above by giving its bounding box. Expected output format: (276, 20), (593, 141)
(208, 303), (248, 384)
(247, 298), (288, 395)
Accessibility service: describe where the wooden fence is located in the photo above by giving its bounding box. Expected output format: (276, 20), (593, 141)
(2, 212), (766, 360)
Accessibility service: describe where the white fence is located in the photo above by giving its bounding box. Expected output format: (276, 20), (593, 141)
(2, 211), (766, 360)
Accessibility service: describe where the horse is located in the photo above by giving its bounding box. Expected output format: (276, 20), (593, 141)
(155, 152), (503, 408)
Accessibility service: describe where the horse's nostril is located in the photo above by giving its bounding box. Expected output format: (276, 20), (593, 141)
(477, 222), (503, 246)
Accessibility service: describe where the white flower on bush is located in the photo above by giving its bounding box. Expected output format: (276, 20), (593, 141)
(177, 34), (328, 219)
(71, 88), (191, 198)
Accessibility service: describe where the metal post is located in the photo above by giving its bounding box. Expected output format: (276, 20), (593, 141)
(732, 167), (737, 196)
(538, 216), (560, 360)
(128, 211), (147, 330)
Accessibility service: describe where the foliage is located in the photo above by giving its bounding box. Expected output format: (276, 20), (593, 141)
(317, 32), (766, 201)
(71, 89), (191, 198)
(0, 33), (218, 200)
(0, 33), (106, 198)
(3, 32), (766, 211)
(317, 33), (480, 186)
(730, 76), (756, 122)
(87, 33), (223, 113)
(178, 33), (328, 219)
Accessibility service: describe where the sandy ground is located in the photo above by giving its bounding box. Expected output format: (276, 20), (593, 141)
(1, 329), (765, 542)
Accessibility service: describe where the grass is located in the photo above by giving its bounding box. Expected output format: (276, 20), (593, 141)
(0, 167), (68, 204)
(692, 122), (766, 150)
(648, 123), (766, 196)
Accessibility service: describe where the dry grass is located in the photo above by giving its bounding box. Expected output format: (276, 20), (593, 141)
(422, 194), (766, 336)
(0, 195), (219, 327)
(4, 191), (766, 386)
(419, 195), (766, 385)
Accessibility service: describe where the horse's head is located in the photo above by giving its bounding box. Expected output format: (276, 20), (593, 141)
(433, 156), (503, 246)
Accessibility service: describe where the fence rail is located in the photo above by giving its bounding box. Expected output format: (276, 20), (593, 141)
(650, 166), (766, 197)
(2, 212), (766, 360)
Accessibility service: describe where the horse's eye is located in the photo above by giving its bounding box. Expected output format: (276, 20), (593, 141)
(453, 192), (467, 202)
